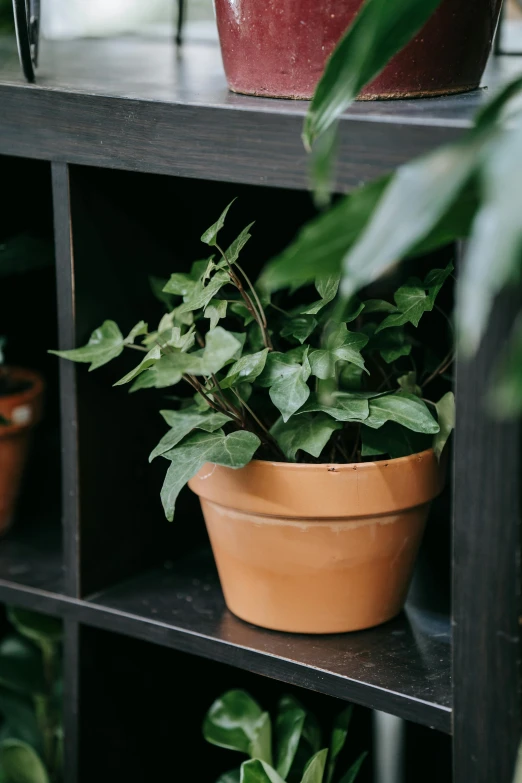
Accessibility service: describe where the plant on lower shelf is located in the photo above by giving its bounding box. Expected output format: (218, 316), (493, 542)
(0, 608), (63, 783)
(51, 204), (454, 634)
(203, 690), (366, 783)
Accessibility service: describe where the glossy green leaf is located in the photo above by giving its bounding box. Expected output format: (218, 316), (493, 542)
(124, 321), (148, 345)
(326, 707), (352, 783)
(0, 740), (49, 783)
(149, 275), (175, 310)
(161, 430), (260, 520)
(217, 770), (241, 783)
(309, 324), (368, 380)
(275, 696), (306, 779)
(361, 421), (431, 458)
(488, 314), (522, 418)
(240, 760), (285, 783)
(202, 200), (236, 246)
(424, 263), (453, 310)
(163, 272), (198, 297)
(281, 316), (318, 345)
(49, 320), (124, 371)
(300, 748), (328, 783)
(432, 391), (455, 460)
(375, 278), (428, 331)
(371, 327), (412, 364)
(0, 636), (45, 695)
(260, 177), (390, 294)
(271, 414), (342, 461)
(0, 687), (41, 753)
(258, 351), (311, 422)
(303, 0), (444, 147)
(205, 299), (228, 329)
(203, 690), (264, 755)
(149, 409), (231, 462)
(363, 299), (397, 314)
(221, 349), (269, 389)
(7, 610), (62, 648)
(338, 752), (367, 783)
(341, 140), (480, 303)
(457, 125), (522, 356)
(365, 393), (439, 433)
(249, 713), (273, 765)
(298, 393), (370, 423)
(202, 328), (243, 375)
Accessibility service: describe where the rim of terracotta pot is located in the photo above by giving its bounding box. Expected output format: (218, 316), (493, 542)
(0, 366), (45, 402)
(189, 447), (444, 519)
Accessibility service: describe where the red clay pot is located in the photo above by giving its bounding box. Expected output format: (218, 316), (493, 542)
(0, 368), (44, 535)
(214, 0), (502, 100)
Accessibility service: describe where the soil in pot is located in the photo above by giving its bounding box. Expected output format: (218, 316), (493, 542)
(0, 367), (45, 534)
(214, 0), (502, 100)
(189, 450), (444, 634)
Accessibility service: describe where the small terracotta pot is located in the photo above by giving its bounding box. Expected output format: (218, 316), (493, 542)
(0, 368), (45, 535)
(214, 0), (502, 100)
(189, 450), (444, 634)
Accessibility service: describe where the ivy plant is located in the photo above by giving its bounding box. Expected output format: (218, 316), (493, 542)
(51, 204), (454, 521)
(0, 608), (63, 783)
(203, 689), (366, 783)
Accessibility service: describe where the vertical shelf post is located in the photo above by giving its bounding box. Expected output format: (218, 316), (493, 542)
(453, 271), (521, 781)
(51, 162), (80, 598)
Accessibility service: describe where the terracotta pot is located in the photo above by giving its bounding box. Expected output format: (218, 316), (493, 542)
(0, 368), (44, 534)
(214, 0), (502, 100)
(189, 450), (444, 634)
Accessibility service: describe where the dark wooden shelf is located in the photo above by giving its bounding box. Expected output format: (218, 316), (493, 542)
(0, 36), (521, 190)
(81, 549), (452, 733)
(0, 513), (63, 595)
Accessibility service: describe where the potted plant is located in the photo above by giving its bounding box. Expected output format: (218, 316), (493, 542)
(0, 234), (50, 535)
(203, 689), (366, 783)
(0, 607), (63, 783)
(213, 0), (502, 100)
(51, 203), (454, 634)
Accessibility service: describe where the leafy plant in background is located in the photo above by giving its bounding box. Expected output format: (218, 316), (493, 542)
(0, 608), (63, 783)
(266, 0), (522, 415)
(203, 689), (366, 783)
(51, 204), (454, 521)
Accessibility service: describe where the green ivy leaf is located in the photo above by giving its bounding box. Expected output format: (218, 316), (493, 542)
(161, 430), (260, 520)
(0, 687), (41, 754)
(113, 345), (162, 387)
(281, 316), (318, 345)
(176, 270), (231, 315)
(203, 690), (263, 755)
(149, 275), (175, 310)
(221, 349), (269, 389)
(49, 320), (124, 371)
(271, 414), (342, 461)
(326, 707), (352, 783)
(275, 697), (306, 779)
(201, 200), (236, 246)
(309, 324), (368, 380)
(202, 328), (243, 375)
(217, 770), (241, 783)
(365, 393), (440, 433)
(300, 748), (328, 783)
(162, 272), (198, 297)
(375, 278), (428, 331)
(204, 299), (228, 329)
(425, 263), (453, 310)
(303, 0), (444, 147)
(432, 391), (455, 460)
(300, 275), (340, 315)
(363, 299), (397, 314)
(361, 421), (431, 459)
(397, 372), (421, 396)
(297, 393), (370, 423)
(149, 409), (231, 462)
(224, 223), (255, 265)
(240, 759), (286, 783)
(0, 740), (49, 783)
(258, 351), (311, 422)
(371, 326), (412, 364)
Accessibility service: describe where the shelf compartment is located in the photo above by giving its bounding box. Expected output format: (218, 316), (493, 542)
(0, 37), (520, 190)
(85, 549), (452, 734)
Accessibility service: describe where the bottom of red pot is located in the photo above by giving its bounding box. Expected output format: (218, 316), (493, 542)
(229, 82), (479, 102)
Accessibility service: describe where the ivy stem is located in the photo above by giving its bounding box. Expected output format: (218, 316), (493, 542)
(231, 389), (286, 461)
(422, 351), (455, 388)
(126, 343), (148, 352)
